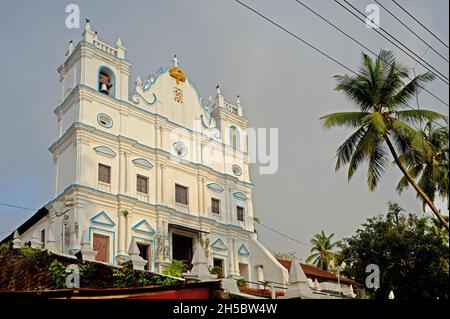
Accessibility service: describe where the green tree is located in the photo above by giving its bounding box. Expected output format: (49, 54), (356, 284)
(320, 50), (448, 229)
(162, 259), (186, 278)
(341, 202), (449, 299)
(396, 121), (448, 209)
(305, 230), (341, 271)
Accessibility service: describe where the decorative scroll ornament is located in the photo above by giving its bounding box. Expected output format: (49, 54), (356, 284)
(131, 67), (167, 106)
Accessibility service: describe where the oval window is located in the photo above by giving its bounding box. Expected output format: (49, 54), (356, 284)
(232, 164), (242, 176)
(173, 142), (188, 158)
(97, 113), (113, 128)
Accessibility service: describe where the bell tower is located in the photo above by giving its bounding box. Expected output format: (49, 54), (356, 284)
(51, 20), (132, 197)
(211, 86), (248, 153)
(57, 20), (130, 103)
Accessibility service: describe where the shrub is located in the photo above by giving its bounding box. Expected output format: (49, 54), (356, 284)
(112, 267), (136, 288)
(20, 247), (42, 266)
(162, 259), (186, 278)
(48, 259), (66, 289)
(0, 242), (10, 257)
(236, 278), (248, 287)
(208, 266), (224, 278)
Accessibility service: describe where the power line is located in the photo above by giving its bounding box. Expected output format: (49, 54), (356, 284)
(293, 0), (449, 108)
(374, 0), (449, 63)
(232, 0), (447, 131)
(341, 0), (449, 84)
(233, 0), (358, 76)
(0, 202), (37, 212)
(256, 220), (313, 249)
(391, 0), (449, 49)
(337, 0), (449, 85)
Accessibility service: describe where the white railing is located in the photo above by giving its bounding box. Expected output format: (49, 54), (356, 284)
(97, 182), (111, 193)
(137, 192), (149, 203)
(93, 40), (118, 57)
(175, 202), (190, 214)
(223, 101), (239, 115)
(208, 207), (225, 222)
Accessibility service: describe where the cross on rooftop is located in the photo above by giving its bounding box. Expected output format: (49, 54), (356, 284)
(172, 55), (180, 68)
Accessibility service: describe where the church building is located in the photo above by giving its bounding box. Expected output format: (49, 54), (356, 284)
(12, 21), (288, 286)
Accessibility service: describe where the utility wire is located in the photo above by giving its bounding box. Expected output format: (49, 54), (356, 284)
(256, 220), (313, 249)
(293, 0), (449, 108)
(391, 0), (449, 49)
(0, 202), (37, 211)
(374, 0), (449, 63)
(341, 0), (449, 83)
(232, 0), (447, 131)
(233, 0), (358, 76)
(337, 0), (449, 85)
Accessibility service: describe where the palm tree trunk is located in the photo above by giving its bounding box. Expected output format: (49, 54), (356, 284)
(385, 137), (449, 230)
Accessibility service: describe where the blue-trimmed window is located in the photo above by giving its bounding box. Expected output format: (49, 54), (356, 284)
(229, 126), (240, 151)
(98, 66), (115, 97)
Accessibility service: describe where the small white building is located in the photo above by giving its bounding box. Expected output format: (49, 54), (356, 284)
(10, 21), (288, 287)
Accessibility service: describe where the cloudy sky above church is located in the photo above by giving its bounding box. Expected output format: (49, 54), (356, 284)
(0, 0), (448, 258)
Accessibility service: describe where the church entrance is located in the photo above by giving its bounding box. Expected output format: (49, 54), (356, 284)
(172, 233), (193, 268)
(93, 233), (109, 263)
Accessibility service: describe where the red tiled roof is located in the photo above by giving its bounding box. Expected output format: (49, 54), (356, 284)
(277, 259), (362, 287)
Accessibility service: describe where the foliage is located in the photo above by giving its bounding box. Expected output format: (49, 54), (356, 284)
(0, 242), (10, 257)
(79, 263), (98, 287)
(320, 49), (448, 228)
(341, 202), (449, 299)
(112, 267), (136, 288)
(48, 259), (66, 289)
(208, 266), (224, 278)
(305, 231), (342, 271)
(396, 121), (449, 209)
(162, 259), (186, 278)
(236, 278), (248, 288)
(112, 266), (179, 288)
(261, 280), (272, 290)
(20, 246), (42, 267)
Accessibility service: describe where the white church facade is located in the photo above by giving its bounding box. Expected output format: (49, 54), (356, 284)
(14, 21), (288, 286)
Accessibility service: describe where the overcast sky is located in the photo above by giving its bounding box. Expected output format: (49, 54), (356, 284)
(0, 0), (448, 259)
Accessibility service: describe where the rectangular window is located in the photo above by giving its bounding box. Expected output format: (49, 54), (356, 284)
(237, 206), (245, 222)
(137, 175), (149, 194)
(98, 164), (111, 184)
(175, 184), (188, 205)
(40, 229), (45, 247)
(137, 243), (151, 271)
(211, 198), (220, 214)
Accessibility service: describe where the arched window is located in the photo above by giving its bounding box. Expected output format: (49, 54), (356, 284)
(98, 66), (115, 97)
(229, 126), (240, 151)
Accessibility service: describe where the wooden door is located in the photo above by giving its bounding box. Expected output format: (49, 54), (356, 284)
(93, 233), (109, 262)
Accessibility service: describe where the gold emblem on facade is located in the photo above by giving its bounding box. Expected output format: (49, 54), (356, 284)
(173, 87), (183, 103)
(169, 55), (186, 84)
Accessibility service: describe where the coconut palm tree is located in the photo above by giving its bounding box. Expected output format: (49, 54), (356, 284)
(320, 50), (449, 230)
(306, 231), (341, 271)
(396, 121), (448, 210)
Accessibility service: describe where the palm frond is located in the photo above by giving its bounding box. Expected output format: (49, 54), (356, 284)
(390, 72), (436, 109)
(347, 125), (379, 181)
(334, 75), (373, 112)
(367, 144), (389, 191)
(335, 127), (367, 171)
(320, 112), (371, 129)
(394, 109), (448, 125)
